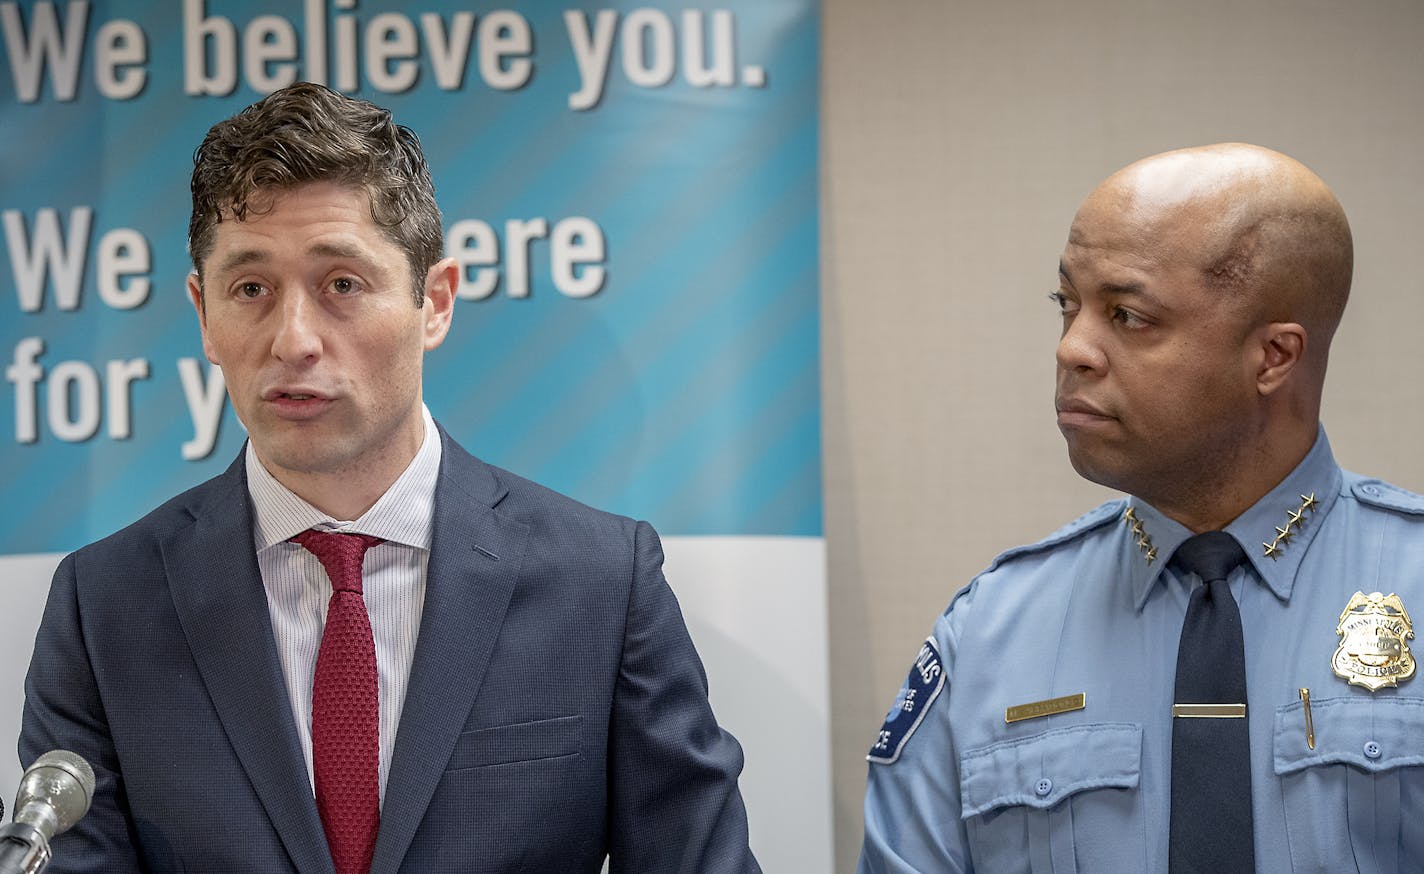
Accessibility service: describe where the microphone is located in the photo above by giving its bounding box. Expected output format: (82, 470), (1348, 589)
(0, 750), (96, 873)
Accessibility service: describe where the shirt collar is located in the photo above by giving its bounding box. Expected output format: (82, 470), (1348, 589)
(1125, 426), (1342, 609)
(247, 405), (442, 552)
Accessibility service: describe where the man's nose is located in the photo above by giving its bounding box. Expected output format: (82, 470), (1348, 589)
(1055, 314), (1106, 374)
(270, 291), (323, 364)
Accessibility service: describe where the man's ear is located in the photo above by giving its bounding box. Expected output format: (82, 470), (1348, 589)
(422, 257), (458, 351)
(1256, 322), (1306, 396)
(187, 272), (220, 365)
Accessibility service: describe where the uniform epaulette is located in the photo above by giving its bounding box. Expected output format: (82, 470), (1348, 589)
(1349, 475), (1424, 516)
(978, 499), (1127, 576)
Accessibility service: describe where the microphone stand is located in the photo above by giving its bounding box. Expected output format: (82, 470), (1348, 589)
(0, 821), (50, 874)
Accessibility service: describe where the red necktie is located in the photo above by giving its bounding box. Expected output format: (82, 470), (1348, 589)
(291, 530), (384, 874)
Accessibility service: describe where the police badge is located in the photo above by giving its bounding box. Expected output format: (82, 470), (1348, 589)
(1332, 591), (1415, 691)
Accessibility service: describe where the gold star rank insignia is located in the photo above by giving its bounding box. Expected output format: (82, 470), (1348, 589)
(1263, 491), (1322, 559)
(1122, 505), (1157, 564)
(1332, 592), (1415, 691)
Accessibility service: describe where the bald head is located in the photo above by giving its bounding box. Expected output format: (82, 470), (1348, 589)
(1056, 144), (1353, 528)
(1084, 143), (1353, 365)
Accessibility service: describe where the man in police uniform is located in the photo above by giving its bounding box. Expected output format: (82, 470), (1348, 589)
(858, 144), (1424, 872)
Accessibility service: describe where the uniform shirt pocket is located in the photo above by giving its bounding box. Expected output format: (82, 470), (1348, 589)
(1274, 696), (1424, 874)
(446, 714), (583, 771)
(960, 722), (1143, 874)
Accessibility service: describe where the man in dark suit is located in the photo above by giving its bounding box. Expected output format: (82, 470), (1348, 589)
(19, 82), (759, 873)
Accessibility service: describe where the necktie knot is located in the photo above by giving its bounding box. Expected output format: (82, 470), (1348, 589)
(1172, 530), (1247, 586)
(291, 530), (384, 594)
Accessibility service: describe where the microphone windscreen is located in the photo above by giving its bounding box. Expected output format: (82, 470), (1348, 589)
(17, 750), (95, 837)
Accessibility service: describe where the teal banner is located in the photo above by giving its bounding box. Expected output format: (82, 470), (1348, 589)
(0, 0), (820, 552)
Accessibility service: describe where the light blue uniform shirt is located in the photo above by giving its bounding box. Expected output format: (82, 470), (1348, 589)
(861, 429), (1424, 873)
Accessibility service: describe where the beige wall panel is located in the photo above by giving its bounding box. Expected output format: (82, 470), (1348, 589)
(822, 0), (1424, 868)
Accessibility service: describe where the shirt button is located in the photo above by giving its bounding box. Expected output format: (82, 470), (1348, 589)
(1035, 778), (1053, 797)
(1364, 741), (1382, 759)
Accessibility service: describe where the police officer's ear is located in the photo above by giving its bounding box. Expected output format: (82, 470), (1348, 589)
(1254, 321), (1307, 397)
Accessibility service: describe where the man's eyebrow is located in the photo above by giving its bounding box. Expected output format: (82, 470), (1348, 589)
(1058, 261), (1150, 297)
(1101, 280), (1147, 297)
(213, 242), (370, 276)
(214, 249), (267, 276)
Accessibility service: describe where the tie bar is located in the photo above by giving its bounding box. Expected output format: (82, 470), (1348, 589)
(1172, 703), (1246, 718)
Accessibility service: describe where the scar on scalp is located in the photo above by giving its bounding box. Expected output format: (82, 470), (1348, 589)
(1202, 221), (1264, 294)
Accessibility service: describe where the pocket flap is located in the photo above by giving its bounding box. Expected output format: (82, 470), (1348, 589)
(959, 722), (1141, 818)
(1273, 695), (1424, 775)
(447, 714), (583, 770)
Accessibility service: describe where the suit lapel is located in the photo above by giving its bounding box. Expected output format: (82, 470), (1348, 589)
(163, 452), (334, 874)
(371, 432), (529, 874)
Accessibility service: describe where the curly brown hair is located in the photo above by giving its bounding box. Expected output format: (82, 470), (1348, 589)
(188, 82), (443, 306)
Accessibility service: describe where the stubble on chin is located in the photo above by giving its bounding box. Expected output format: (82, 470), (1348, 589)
(1061, 435), (1137, 495)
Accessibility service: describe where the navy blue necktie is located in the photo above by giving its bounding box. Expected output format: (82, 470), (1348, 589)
(1169, 531), (1255, 873)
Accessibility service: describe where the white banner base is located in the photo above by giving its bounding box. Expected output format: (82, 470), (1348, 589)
(664, 535), (833, 872)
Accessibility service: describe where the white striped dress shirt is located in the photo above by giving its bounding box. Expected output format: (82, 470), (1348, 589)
(245, 406), (440, 806)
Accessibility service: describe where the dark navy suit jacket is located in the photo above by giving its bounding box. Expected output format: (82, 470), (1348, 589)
(20, 428), (758, 873)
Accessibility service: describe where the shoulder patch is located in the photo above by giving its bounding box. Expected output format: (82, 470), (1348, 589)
(867, 637), (946, 764)
(980, 499), (1126, 575)
(1351, 478), (1424, 516)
